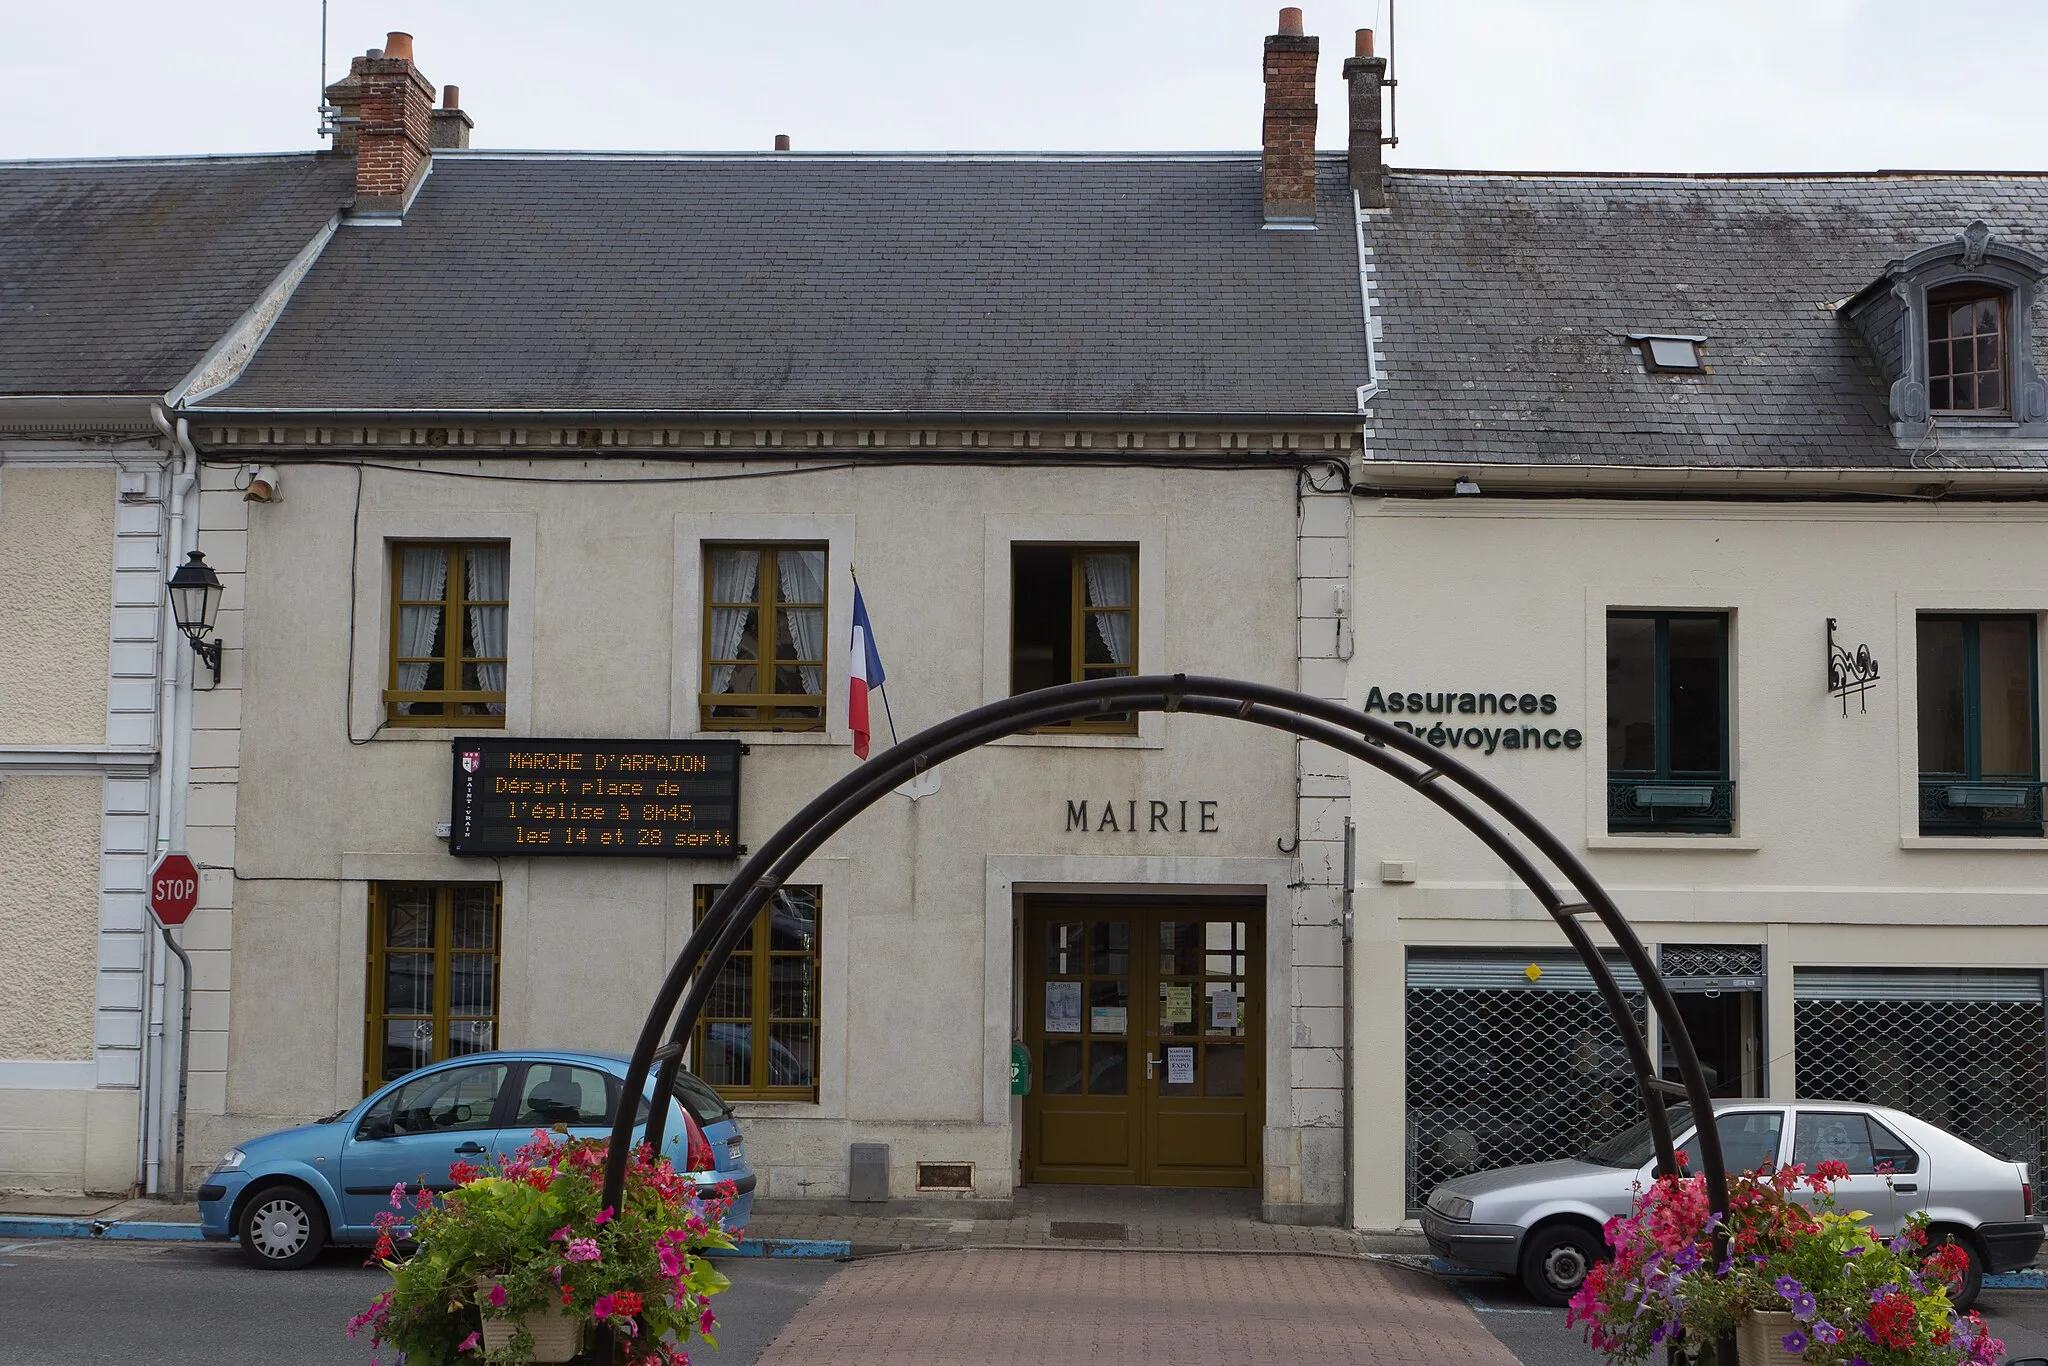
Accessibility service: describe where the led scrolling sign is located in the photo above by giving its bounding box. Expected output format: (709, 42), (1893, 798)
(449, 738), (742, 857)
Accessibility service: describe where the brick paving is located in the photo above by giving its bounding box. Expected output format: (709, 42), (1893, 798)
(754, 1248), (1519, 1365)
(743, 1186), (1424, 1257)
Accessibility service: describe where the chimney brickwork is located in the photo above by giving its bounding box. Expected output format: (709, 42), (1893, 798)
(1261, 8), (1319, 227)
(324, 31), (437, 213)
(1344, 29), (1388, 209)
(430, 85), (474, 150)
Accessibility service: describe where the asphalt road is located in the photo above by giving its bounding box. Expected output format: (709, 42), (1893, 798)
(1454, 1272), (2048, 1366)
(0, 1237), (840, 1365)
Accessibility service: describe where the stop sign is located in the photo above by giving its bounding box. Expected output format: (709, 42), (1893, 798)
(150, 853), (200, 927)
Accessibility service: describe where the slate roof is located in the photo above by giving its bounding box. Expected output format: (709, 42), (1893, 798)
(1361, 172), (2048, 470)
(0, 155), (352, 397)
(197, 153), (1370, 418)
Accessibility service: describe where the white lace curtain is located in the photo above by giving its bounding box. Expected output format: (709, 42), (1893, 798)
(708, 548), (761, 695)
(776, 549), (826, 695)
(396, 547), (449, 708)
(1082, 553), (1133, 668)
(465, 546), (509, 714)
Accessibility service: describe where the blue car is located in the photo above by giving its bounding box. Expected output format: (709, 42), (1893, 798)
(197, 1050), (754, 1269)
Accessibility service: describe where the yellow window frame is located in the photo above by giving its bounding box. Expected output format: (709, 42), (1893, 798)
(384, 541), (509, 727)
(363, 883), (503, 1096)
(689, 884), (823, 1101)
(1013, 543), (1139, 734)
(699, 542), (829, 731)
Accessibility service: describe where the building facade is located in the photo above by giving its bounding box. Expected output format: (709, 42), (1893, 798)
(146, 27), (1370, 1220)
(0, 156), (351, 1194)
(1347, 170), (2048, 1227)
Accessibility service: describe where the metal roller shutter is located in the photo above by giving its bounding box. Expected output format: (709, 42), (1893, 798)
(1404, 949), (1648, 1211)
(1794, 967), (2046, 1179)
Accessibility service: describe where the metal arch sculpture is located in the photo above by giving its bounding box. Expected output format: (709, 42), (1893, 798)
(599, 674), (1727, 1332)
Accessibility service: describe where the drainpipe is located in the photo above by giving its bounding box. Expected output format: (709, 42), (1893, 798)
(1340, 816), (1356, 1227)
(145, 405), (198, 1198)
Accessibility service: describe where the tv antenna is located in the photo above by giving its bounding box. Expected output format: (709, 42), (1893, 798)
(316, 0), (340, 141)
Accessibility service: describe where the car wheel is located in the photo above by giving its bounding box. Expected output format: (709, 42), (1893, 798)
(237, 1183), (328, 1270)
(1519, 1224), (1604, 1307)
(1930, 1227), (1984, 1311)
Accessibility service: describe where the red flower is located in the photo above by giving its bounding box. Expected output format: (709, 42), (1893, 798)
(1869, 1294), (1919, 1349)
(611, 1290), (643, 1317)
(449, 1160), (479, 1184)
(561, 1284), (575, 1306)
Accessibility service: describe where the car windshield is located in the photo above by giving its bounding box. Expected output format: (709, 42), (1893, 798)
(1582, 1107), (1692, 1168)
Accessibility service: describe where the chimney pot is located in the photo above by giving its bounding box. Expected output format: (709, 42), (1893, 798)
(1277, 7), (1304, 36)
(366, 48), (382, 60)
(442, 84), (460, 109)
(774, 133), (791, 151)
(1356, 28), (1373, 57)
(383, 31), (414, 62)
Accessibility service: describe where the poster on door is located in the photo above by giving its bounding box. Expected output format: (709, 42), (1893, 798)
(1163, 984), (1193, 1024)
(1045, 980), (1081, 1034)
(1209, 988), (1238, 1030)
(1165, 1046), (1195, 1085)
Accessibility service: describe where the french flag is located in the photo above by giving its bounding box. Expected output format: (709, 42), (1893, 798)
(849, 583), (887, 759)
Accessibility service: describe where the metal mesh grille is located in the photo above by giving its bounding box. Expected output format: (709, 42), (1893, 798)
(1405, 981), (1647, 1211)
(1661, 944), (1764, 981)
(1795, 977), (2046, 1180)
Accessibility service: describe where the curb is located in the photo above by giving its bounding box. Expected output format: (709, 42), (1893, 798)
(0, 1216), (205, 1243)
(1985, 1269), (2048, 1290)
(706, 1238), (852, 1260)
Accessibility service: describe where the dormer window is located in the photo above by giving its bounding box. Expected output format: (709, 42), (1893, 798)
(1926, 284), (2007, 414)
(1841, 220), (2048, 441)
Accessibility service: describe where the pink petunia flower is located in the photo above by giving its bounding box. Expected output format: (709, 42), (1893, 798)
(487, 1283), (506, 1308)
(457, 1331), (481, 1353)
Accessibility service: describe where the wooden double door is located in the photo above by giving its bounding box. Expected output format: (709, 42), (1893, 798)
(1022, 901), (1261, 1187)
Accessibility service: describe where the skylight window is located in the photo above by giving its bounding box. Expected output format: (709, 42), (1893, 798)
(1628, 333), (1708, 373)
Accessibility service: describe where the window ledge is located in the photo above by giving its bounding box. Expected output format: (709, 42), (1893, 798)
(987, 731), (1161, 751)
(1900, 835), (2048, 851)
(725, 1099), (828, 1118)
(370, 726), (507, 742)
(1586, 834), (1761, 851)
(690, 731), (845, 748)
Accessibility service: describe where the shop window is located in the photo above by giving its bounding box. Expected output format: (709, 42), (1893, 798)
(700, 544), (826, 730)
(365, 884), (501, 1093)
(1606, 612), (1733, 834)
(1917, 614), (2040, 835)
(1010, 544), (1138, 732)
(1927, 285), (2008, 415)
(690, 885), (821, 1101)
(385, 542), (509, 726)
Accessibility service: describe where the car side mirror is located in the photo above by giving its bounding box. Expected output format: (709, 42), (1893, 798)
(357, 1118), (395, 1141)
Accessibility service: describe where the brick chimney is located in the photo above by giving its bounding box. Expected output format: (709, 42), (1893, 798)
(430, 85), (473, 150)
(323, 32), (437, 213)
(1261, 7), (1318, 228)
(1343, 29), (1388, 209)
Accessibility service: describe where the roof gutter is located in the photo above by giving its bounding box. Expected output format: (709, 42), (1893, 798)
(184, 406), (1367, 429)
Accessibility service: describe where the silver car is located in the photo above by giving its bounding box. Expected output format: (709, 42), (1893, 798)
(1421, 1099), (2042, 1309)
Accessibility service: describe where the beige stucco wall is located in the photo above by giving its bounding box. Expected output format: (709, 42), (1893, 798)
(0, 1086), (138, 1194)
(0, 467), (114, 745)
(0, 774), (104, 1060)
(1346, 498), (2048, 1226)
(192, 458), (1305, 1203)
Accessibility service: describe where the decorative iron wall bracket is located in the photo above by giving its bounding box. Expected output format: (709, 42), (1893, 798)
(1827, 618), (1880, 714)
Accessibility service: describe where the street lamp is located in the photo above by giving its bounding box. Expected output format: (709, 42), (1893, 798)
(166, 550), (224, 687)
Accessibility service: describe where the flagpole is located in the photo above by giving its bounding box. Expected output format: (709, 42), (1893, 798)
(877, 682), (901, 748)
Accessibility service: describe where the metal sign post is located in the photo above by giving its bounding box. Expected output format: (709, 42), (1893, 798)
(149, 853), (199, 1200)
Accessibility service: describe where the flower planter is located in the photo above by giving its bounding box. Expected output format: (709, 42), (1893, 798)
(477, 1281), (583, 1364)
(1737, 1310), (1804, 1366)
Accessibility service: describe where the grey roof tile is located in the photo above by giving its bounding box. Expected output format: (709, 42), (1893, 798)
(0, 155), (352, 396)
(202, 153), (1370, 416)
(1360, 171), (2048, 470)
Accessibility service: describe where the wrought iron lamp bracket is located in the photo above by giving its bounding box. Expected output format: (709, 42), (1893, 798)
(1827, 617), (1880, 715)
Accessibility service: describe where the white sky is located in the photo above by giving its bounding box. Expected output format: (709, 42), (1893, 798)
(3, 0), (2043, 171)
